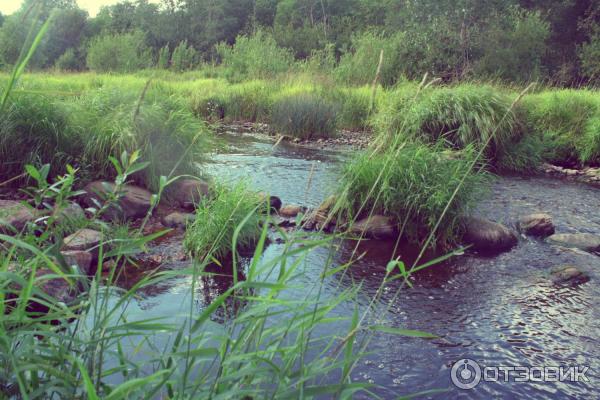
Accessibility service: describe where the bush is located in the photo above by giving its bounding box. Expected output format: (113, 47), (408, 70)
(184, 182), (263, 261)
(216, 29), (294, 82)
(157, 44), (170, 69)
(475, 9), (550, 82)
(171, 40), (198, 72)
(86, 31), (152, 73)
(271, 93), (338, 139)
(339, 142), (486, 245)
(579, 33), (600, 82)
(375, 84), (521, 162)
(54, 48), (82, 71)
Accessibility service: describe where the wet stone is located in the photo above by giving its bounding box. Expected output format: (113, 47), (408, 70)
(82, 181), (152, 221)
(551, 265), (590, 286)
(161, 212), (196, 229)
(547, 233), (600, 254)
(517, 213), (555, 238)
(63, 229), (102, 257)
(462, 217), (518, 254)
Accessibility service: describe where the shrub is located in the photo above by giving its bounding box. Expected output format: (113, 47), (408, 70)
(171, 40), (198, 72)
(579, 33), (600, 82)
(271, 93), (338, 139)
(339, 142), (486, 245)
(54, 48), (81, 71)
(184, 182), (263, 261)
(375, 84), (521, 162)
(86, 31), (152, 73)
(216, 29), (294, 82)
(157, 44), (170, 69)
(475, 9), (550, 82)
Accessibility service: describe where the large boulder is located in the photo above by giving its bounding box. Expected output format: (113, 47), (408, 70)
(462, 217), (518, 253)
(547, 233), (600, 254)
(161, 212), (196, 229)
(62, 229), (102, 258)
(52, 202), (85, 225)
(82, 181), (152, 221)
(60, 250), (94, 276)
(0, 200), (36, 234)
(550, 265), (590, 286)
(168, 179), (211, 209)
(6, 264), (79, 314)
(349, 215), (397, 239)
(517, 213), (555, 237)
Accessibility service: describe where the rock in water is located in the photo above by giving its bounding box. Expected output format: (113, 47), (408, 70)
(82, 181), (152, 221)
(550, 265), (590, 286)
(517, 213), (555, 237)
(303, 195), (338, 231)
(258, 192), (282, 212)
(168, 179), (211, 209)
(547, 233), (600, 254)
(63, 229), (102, 258)
(279, 204), (304, 218)
(349, 215), (396, 239)
(161, 212), (196, 229)
(462, 217), (518, 253)
(0, 200), (36, 234)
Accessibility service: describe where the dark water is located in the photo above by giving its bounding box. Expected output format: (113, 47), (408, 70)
(126, 133), (600, 398)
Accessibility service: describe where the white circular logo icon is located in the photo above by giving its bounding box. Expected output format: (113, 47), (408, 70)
(451, 359), (482, 390)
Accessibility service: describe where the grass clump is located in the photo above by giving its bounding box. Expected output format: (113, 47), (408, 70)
(376, 84), (521, 163)
(184, 182), (263, 261)
(339, 142), (487, 245)
(271, 93), (338, 139)
(522, 89), (600, 166)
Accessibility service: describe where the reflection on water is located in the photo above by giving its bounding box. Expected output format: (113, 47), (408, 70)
(120, 133), (599, 398)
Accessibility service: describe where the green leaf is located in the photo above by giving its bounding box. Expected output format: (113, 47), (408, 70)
(370, 325), (437, 338)
(76, 359), (99, 400)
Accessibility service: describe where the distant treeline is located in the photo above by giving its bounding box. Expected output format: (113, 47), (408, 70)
(0, 0), (598, 85)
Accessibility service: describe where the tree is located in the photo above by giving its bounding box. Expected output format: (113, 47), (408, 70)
(86, 31), (152, 72)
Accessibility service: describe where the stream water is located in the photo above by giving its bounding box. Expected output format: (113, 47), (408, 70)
(125, 132), (600, 398)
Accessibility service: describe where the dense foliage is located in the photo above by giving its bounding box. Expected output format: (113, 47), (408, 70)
(0, 0), (598, 84)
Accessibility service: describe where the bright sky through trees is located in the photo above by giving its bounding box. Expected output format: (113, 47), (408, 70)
(0, 0), (159, 17)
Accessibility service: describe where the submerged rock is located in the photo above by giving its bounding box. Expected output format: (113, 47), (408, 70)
(63, 228), (102, 257)
(547, 233), (600, 254)
(82, 181), (152, 221)
(161, 212), (196, 229)
(517, 213), (555, 237)
(462, 217), (518, 253)
(0, 200), (36, 234)
(349, 215), (396, 239)
(550, 265), (590, 286)
(168, 179), (211, 209)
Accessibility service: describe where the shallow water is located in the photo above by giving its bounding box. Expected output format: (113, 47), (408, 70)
(127, 132), (600, 398)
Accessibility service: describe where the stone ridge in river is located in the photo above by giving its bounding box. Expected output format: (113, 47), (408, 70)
(517, 213), (555, 238)
(462, 217), (518, 254)
(547, 233), (600, 254)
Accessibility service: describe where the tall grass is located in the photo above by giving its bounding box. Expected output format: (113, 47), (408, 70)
(375, 84), (522, 163)
(271, 93), (338, 139)
(183, 182), (263, 262)
(339, 142), (487, 245)
(522, 89), (600, 165)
